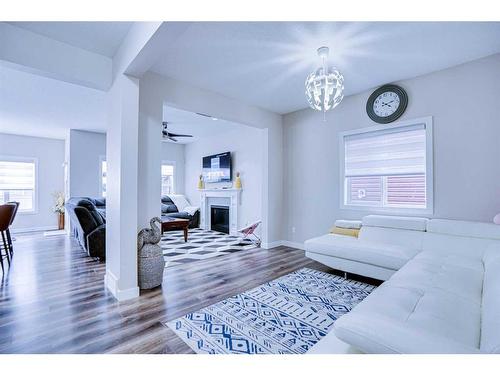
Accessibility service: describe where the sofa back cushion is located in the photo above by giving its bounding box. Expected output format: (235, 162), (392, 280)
(359, 215), (427, 250)
(161, 196), (174, 204)
(93, 198), (106, 207)
(480, 245), (500, 353)
(362, 215), (429, 231)
(423, 219), (500, 259)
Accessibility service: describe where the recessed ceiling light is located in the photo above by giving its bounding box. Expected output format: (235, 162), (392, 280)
(212, 117), (218, 121)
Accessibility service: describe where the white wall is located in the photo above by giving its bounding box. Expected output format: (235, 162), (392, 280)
(139, 72), (283, 246)
(283, 53), (500, 244)
(161, 141), (185, 194)
(184, 126), (265, 231)
(68, 130), (106, 198)
(0, 133), (64, 232)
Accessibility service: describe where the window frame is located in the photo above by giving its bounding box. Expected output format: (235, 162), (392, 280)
(0, 155), (39, 215)
(161, 160), (176, 196)
(339, 116), (434, 215)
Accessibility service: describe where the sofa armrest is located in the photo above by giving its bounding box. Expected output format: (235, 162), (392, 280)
(87, 225), (106, 259)
(333, 313), (480, 354)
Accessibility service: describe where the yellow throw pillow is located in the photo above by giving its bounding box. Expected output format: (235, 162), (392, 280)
(330, 227), (360, 238)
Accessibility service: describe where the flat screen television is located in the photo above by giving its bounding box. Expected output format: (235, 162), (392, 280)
(202, 152), (232, 183)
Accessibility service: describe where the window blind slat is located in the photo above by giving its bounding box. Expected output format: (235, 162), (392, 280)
(345, 127), (426, 177)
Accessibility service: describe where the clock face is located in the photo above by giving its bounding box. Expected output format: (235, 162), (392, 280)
(366, 85), (408, 124)
(373, 91), (400, 117)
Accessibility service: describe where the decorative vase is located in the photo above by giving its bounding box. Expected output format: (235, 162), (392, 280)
(234, 172), (242, 189)
(137, 217), (164, 289)
(197, 174), (204, 189)
(58, 213), (65, 230)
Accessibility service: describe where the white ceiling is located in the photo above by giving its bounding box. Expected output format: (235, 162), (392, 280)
(150, 22), (500, 114)
(163, 105), (248, 144)
(8, 22), (133, 57)
(0, 65), (107, 139)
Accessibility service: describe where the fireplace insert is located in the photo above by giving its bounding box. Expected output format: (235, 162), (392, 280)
(211, 205), (229, 234)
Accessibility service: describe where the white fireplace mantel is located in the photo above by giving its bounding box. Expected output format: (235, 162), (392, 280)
(199, 188), (241, 235)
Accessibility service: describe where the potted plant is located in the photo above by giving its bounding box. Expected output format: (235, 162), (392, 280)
(52, 191), (65, 230)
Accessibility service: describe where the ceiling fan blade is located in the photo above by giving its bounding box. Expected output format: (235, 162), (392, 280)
(168, 133), (193, 138)
(167, 136), (178, 142)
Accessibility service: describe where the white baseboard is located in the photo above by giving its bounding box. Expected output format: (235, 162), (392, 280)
(11, 225), (58, 234)
(261, 240), (305, 250)
(44, 229), (67, 237)
(104, 271), (139, 301)
(261, 240), (284, 249)
(281, 240), (305, 250)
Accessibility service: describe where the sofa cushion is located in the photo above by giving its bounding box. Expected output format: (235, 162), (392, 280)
(334, 251), (483, 353)
(75, 198), (104, 227)
(362, 215), (429, 231)
(480, 245), (500, 353)
(161, 203), (178, 214)
(163, 211), (191, 220)
(427, 219), (500, 240)
(333, 312), (480, 354)
(305, 234), (419, 271)
(386, 252), (484, 304)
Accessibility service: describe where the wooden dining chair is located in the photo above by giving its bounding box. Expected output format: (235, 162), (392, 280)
(0, 203), (17, 273)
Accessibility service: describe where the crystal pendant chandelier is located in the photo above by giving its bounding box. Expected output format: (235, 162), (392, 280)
(305, 46), (344, 119)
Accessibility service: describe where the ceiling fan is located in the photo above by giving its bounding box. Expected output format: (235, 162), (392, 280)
(162, 121), (193, 142)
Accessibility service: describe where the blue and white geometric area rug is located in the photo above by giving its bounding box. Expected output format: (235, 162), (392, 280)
(166, 268), (376, 354)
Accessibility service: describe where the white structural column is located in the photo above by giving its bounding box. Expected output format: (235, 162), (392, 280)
(104, 74), (140, 301)
(137, 80), (163, 229)
(102, 22), (166, 301)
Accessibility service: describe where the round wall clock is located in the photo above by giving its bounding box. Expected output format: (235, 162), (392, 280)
(366, 84), (408, 124)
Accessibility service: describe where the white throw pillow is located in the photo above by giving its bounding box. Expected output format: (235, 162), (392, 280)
(168, 194), (190, 212)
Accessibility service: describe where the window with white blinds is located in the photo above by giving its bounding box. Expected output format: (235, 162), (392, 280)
(161, 163), (175, 196)
(341, 120), (433, 212)
(0, 158), (37, 212)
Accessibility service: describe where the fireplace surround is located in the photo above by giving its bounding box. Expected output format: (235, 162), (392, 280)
(199, 188), (241, 235)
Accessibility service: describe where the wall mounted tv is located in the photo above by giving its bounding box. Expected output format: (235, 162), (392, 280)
(202, 152), (232, 183)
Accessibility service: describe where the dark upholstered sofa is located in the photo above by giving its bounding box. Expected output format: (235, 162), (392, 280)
(67, 196), (199, 260)
(161, 195), (200, 228)
(66, 197), (106, 259)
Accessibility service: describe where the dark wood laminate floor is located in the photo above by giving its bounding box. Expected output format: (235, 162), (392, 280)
(0, 232), (342, 354)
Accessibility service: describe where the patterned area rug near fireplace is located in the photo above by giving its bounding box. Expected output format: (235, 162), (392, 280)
(165, 268), (376, 354)
(160, 228), (258, 267)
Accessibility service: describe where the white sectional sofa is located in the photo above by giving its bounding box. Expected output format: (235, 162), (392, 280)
(305, 215), (500, 354)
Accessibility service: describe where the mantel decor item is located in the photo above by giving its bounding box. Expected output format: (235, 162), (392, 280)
(197, 174), (204, 190)
(52, 191), (65, 230)
(305, 46), (344, 120)
(234, 171), (242, 189)
(137, 217), (164, 289)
